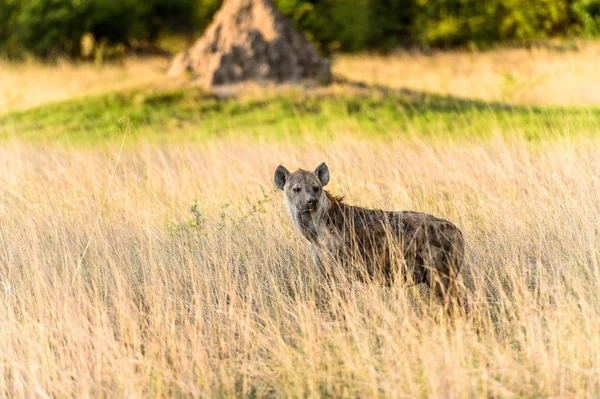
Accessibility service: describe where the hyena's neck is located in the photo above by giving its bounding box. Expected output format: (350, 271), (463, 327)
(285, 193), (334, 244)
(285, 191), (349, 244)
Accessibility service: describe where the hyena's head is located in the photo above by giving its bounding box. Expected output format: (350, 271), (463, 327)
(274, 162), (329, 214)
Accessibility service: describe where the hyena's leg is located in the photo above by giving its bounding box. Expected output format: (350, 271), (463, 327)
(310, 246), (353, 315)
(310, 244), (326, 279)
(428, 263), (463, 315)
(311, 245), (347, 292)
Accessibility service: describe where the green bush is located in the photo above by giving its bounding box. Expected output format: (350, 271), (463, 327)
(1, 0), (600, 58)
(573, 0), (600, 36)
(275, 0), (598, 51)
(11, 0), (91, 57)
(367, 0), (419, 49)
(0, 0), (209, 58)
(0, 0), (18, 55)
(499, 0), (573, 40)
(411, 0), (501, 47)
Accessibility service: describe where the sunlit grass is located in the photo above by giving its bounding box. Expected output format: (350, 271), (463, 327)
(2, 43), (600, 397)
(334, 40), (600, 105)
(3, 40), (600, 115)
(2, 85), (600, 146)
(0, 57), (168, 113)
(2, 137), (600, 397)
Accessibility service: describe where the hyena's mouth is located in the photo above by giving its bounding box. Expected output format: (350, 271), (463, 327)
(299, 205), (317, 214)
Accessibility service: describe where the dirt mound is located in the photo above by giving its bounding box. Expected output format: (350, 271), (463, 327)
(167, 0), (331, 87)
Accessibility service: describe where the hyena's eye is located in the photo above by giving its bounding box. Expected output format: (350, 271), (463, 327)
(293, 187), (301, 193)
(313, 186), (320, 192)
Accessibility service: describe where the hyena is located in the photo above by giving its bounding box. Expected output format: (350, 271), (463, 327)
(274, 162), (465, 302)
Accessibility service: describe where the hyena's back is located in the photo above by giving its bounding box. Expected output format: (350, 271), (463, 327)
(392, 211), (464, 290)
(344, 207), (464, 296)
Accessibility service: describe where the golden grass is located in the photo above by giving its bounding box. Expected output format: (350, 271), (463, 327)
(334, 41), (600, 105)
(2, 136), (600, 397)
(3, 41), (600, 114)
(0, 57), (168, 113)
(2, 42), (600, 397)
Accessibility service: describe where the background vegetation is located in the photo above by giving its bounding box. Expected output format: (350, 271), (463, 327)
(2, 0), (600, 396)
(3, 48), (600, 395)
(3, 0), (600, 58)
(0, 2), (600, 398)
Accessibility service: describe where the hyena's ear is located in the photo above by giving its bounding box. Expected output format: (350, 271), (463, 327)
(274, 165), (290, 190)
(314, 162), (329, 186)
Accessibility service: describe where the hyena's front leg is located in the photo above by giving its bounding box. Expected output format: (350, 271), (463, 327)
(310, 244), (343, 284)
(310, 244), (326, 279)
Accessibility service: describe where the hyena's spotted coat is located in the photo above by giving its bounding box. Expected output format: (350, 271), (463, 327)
(274, 162), (465, 301)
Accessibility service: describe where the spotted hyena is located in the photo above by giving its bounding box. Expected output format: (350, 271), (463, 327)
(274, 162), (465, 302)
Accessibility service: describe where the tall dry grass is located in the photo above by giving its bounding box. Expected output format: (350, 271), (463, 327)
(1, 136), (600, 397)
(335, 41), (600, 105)
(3, 41), (600, 114)
(0, 57), (168, 113)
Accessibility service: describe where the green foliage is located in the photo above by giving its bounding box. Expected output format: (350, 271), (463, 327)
(276, 0), (600, 50)
(573, 0), (600, 36)
(367, 0), (419, 49)
(499, 0), (573, 40)
(411, 0), (578, 48)
(412, 0), (500, 47)
(0, 0), (212, 58)
(11, 0), (91, 57)
(0, 0), (18, 54)
(2, 0), (600, 57)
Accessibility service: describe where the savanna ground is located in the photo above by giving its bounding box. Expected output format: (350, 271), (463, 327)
(2, 42), (600, 397)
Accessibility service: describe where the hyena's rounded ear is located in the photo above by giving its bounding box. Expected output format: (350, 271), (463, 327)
(274, 165), (290, 190)
(314, 162), (329, 186)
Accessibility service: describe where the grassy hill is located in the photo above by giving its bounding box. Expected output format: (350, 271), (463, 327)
(2, 48), (600, 397)
(2, 83), (600, 146)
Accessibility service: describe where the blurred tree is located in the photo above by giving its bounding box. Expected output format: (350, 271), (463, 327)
(0, 0), (19, 55)
(0, 0), (208, 58)
(413, 0), (500, 47)
(0, 0), (599, 59)
(499, 0), (574, 40)
(367, 0), (419, 50)
(11, 0), (92, 57)
(573, 0), (600, 35)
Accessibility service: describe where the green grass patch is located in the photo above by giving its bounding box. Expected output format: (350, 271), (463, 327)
(2, 85), (600, 146)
